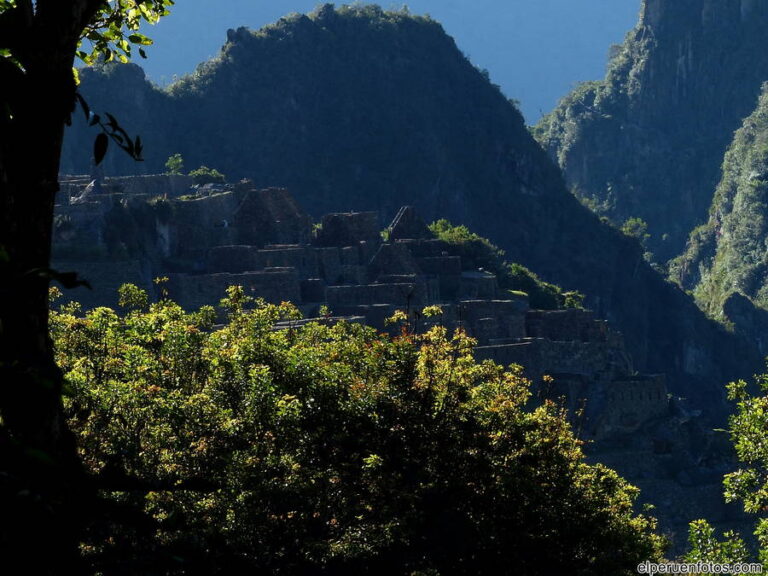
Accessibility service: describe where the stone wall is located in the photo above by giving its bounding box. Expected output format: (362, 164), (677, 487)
(315, 211), (380, 247)
(599, 376), (669, 437)
(167, 269), (301, 310)
(102, 174), (195, 198)
(53, 260), (152, 310)
(327, 283), (427, 308)
(171, 191), (241, 259)
(232, 187), (313, 247)
(526, 309), (608, 342)
(208, 245), (322, 277)
(475, 338), (667, 439)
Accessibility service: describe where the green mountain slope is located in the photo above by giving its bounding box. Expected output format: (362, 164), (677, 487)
(673, 87), (768, 327)
(62, 4), (763, 417)
(535, 0), (768, 263)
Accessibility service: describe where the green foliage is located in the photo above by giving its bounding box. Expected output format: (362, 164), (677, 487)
(507, 263), (585, 311)
(684, 520), (751, 565)
(188, 165), (225, 185)
(51, 286), (665, 574)
(429, 219), (584, 310)
(118, 282), (148, 311)
(677, 87), (768, 320)
(684, 370), (768, 567)
(429, 219), (502, 257)
(0, 0), (169, 77)
(76, 0), (174, 66)
(723, 377), (768, 518)
(164, 153), (184, 175)
(620, 217), (650, 247)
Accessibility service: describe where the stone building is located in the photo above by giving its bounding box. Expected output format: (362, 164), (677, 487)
(54, 175), (669, 441)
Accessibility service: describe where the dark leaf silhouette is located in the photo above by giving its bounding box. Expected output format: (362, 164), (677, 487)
(94, 132), (108, 165)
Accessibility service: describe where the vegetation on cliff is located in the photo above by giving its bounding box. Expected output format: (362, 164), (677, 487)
(50, 284), (665, 574)
(672, 86), (768, 321)
(535, 0), (768, 262)
(429, 219), (584, 309)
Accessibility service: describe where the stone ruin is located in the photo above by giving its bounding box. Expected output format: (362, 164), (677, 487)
(53, 175), (669, 441)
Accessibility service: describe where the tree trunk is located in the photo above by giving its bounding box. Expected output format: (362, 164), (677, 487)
(0, 26), (88, 575)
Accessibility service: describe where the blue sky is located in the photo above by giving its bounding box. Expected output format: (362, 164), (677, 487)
(137, 1), (640, 122)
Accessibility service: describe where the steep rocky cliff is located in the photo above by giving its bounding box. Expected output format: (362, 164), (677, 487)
(62, 4), (763, 419)
(672, 86), (768, 345)
(535, 0), (768, 263)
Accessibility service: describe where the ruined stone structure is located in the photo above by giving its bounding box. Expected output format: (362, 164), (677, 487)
(54, 175), (669, 441)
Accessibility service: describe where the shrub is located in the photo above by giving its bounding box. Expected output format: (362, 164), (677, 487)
(51, 286), (664, 574)
(164, 153), (184, 175)
(188, 165), (226, 185)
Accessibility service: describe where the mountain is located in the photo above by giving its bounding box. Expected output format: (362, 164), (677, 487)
(62, 4), (763, 418)
(132, 0), (641, 122)
(535, 0), (768, 263)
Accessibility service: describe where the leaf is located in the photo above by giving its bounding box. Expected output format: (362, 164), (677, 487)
(74, 92), (90, 122)
(128, 33), (153, 46)
(105, 112), (118, 129)
(94, 132), (108, 165)
(89, 113), (100, 127)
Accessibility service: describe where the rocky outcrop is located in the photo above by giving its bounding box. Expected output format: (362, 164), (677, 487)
(536, 0), (768, 263)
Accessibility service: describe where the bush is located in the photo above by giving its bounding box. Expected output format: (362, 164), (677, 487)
(188, 165), (225, 185)
(164, 153), (184, 175)
(620, 217), (650, 248)
(429, 219), (585, 310)
(51, 286), (665, 574)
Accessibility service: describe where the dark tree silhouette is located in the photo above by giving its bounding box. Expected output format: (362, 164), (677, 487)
(0, 2), (171, 572)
